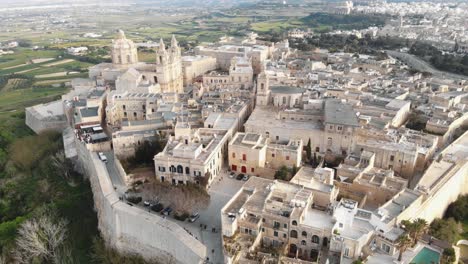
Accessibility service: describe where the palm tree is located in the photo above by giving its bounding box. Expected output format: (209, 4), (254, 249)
(401, 219), (428, 247)
(396, 234), (412, 262)
(413, 218), (428, 245)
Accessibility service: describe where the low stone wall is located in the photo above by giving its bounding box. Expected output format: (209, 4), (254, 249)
(74, 137), (207, 264)
(114, 157), (130, 186)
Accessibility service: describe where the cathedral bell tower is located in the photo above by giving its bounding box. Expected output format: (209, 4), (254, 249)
(255, 66), (270, 106)
(155, 35), (183, 94)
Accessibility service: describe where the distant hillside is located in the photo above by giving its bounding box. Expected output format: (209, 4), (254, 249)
(300, 12), (389, 32)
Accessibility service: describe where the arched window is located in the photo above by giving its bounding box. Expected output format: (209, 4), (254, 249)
(185, 167), (190, 175)
(312, 235), (319, 244)
(170, 165), (176, 173)
(290, 230), (298, 238)
(301, 240), (306, 246)
(177, 165), (183, 174)
(292, 220), (297, 226)
(302, 231), (307, 237)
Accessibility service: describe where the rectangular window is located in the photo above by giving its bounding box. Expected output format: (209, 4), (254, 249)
(274, 231), (278, 237)
(242, 154), (246, 161)
(337, 126), (342, 131)
(232, 152), (236, 158)
(274, 221), (280, 229)
(286, 156), (290, 161)
(251, 168), (254, 173)
(390, 155), (395, 162)
(272, 153), (275, 158)
(382, 243), (391, 253)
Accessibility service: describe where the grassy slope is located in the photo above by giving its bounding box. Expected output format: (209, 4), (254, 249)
(0, 83), (98, 262)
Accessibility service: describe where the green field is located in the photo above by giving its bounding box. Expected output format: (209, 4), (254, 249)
(0, 47), (92, 91)
(251, 19), (304, 32)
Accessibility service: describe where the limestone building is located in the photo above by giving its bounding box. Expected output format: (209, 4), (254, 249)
(111, 30), (138, 65)
(89, 31), (184, 95)
(182, 55), (217, 86)
(203, 56), (254, 90)
(153, 123), (230, 187)
(228, 132), (303, 177)
(155, 36), (184, 94)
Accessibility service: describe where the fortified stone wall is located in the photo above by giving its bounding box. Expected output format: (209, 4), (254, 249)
(412, 162), (468, 223)
(74, 138), (207, 264)
(26, 103), (67, 134)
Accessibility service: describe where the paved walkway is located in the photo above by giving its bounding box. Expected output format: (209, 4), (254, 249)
(102, 159), (244, 264)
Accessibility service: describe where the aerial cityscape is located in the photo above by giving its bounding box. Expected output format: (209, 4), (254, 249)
(0, 0), (467, 264)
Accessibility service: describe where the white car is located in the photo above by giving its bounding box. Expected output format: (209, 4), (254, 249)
(189, 212), (200, 222)
(98, 152), (108, 163)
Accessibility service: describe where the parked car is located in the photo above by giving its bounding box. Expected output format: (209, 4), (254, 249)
(189, 212), (200, 222)
(143, 200), (151, 206)
(98, 152), (107, 163)
(126, 196), (142, 204)
(162, 207), (173, 216)
(229, 172), (236, 178)
(150, 203), (164, 212)
(236, 173), (244, 180)
(242, 174), (250, 181)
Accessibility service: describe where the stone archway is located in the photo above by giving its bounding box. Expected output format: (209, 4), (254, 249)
(289, 244), (297, 258)
(323, 237), (328, 247)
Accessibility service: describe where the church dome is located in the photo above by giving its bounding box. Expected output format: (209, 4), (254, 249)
(111, 29), (138, 65)
(112, 30), (136, 50)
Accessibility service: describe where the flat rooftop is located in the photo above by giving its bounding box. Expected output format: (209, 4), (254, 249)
(270, 86), (306, 95)
(80, 106), (99, 117)
(245, 107), (323, 131)
(324, 99), (359, 127)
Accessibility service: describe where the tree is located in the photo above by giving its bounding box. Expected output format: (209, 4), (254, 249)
(305, 139), (312, 161)
(274, 166), (289, 181)
(441, 248), (456, 264)
(396, 234), (412, 261)
(445, 194), (468, 222)
(14, 210), (69, 264)
(429, 218), (459, 244)
(413, 218), (428, 245)
(144, 181), (210, 215)
(401, 218), (428, 246)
